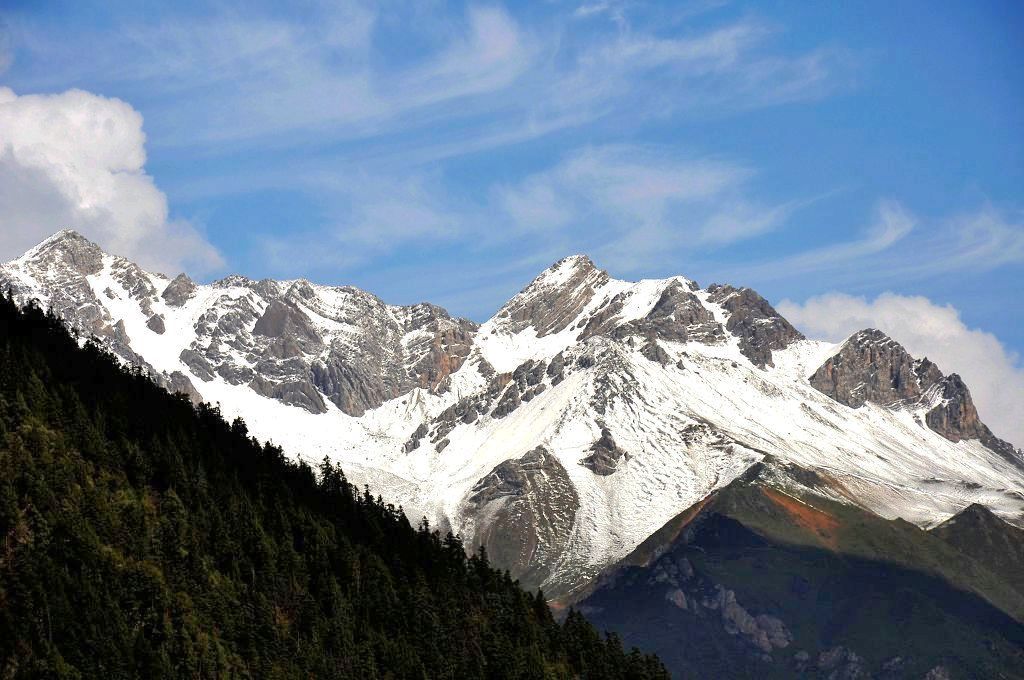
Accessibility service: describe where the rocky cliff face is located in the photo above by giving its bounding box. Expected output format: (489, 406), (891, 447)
(809, 328), (934, 407)
(2, 231), (478, 419)
(498, 255), (609, 337)
(3, 230), (1022, 602)
(462, 446), (580, 589)
(705, 284), (804, 367)
(810, 329), (1020, 465)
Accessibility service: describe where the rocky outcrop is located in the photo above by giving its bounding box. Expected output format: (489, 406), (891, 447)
(166, 277), (479, 417)
(179, 349), (215, 382)
(925, 374), (987, 441)
(546, 352), (566, 385)
(253, 299), (321, 344)
(498, 255), (609, 337)
(0, 231), (111, 344)
(706, 284), (803, 367)
(809, 329), (933, 408)
(811, 646), (865, 679)
(404, 423), (428, 453)
(111, 259), (159, 316)
(161, 273), (197, 307)
(623, 281), (725, 345)
(310, 354), (390, 417)
(463, 447), (580, 593)
(30, 229), (104, 276)
(704, 585), (792, 654)
(575, 280), (727, 349)
(491, 360), (548, 419)
(640, 339), (670, 365)
(404, 307), (476, 391)
(811, 330), (1021, 465)
(162, 370), (203, 404)
(580, 427), (630, 475)
(922, 374), (1018, 461)
(146, 314), (166, 334)
(249, 374), (327, 414)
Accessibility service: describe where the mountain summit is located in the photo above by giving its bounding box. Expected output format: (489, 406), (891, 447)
(2, 231), (1021, 598)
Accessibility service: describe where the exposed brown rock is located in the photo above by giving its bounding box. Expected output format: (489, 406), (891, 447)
(404, 423), (428, 453)
(161, 273), (197, 307)
(809, 329), (931, 408)
(641, 340), (671, 365)
(623, 281), (724, 344)
(925, 374), (1021, 463)
(464, 446), (580, 593)
(179, 348), (215, 382)
(577, 292), (627, 340)
(310, 355), (390, 417)
(580, 426), (630, 475)
(810, 330), (1022, 466)
(32, 230), (104, 276)
(706, 284), (803, 367)
(253, 299), (321, 343)
(491, 384), (522, 418)
(249, 374), (327, 414)
(146, 314), (166, 334)
(500, 255), (609, 337)
(163, 370), (203, 404)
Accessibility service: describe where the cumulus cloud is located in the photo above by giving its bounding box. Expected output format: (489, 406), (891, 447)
(777, 292), (1024, 448)
(0, 87), (222, 275)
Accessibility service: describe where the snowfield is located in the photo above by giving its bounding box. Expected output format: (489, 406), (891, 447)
(3, 233), (1022, 596)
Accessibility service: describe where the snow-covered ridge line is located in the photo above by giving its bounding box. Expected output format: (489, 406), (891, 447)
(2, 229), (1022, 598)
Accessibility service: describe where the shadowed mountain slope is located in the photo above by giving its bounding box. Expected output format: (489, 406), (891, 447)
(575, 460), (1024, 679)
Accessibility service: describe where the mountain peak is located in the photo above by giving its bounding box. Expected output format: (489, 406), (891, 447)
(494, 254), (609, 338)
(809, 327), (1022, 462)
(848, 327), (902, 348)
(40, 228), (92, 246)
(537, 254), (600, 285)
(704, 283), (804, 367)
(21, 229), (105, 276)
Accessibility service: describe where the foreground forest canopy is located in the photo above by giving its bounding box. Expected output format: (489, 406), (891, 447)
(0, 292), (667, 679)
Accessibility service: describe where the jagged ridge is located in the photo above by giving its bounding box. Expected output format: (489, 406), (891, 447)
(2, 230), (1022, 600)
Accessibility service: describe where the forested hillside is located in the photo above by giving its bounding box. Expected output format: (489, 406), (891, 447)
(0, 292), (666, 679)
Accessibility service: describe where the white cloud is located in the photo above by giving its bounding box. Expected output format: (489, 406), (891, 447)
(0, 87), (222, 275)
(494, 144), (798, 270)
(259, 170), (470, 272)
(397, 5), (533, 106)
(11, 4), (536, 149)
(9, 5), (858, 162)
(738, 200), (914, 279)
(777, 292), (1024, 448)
(727, 201), (1024, 287)
(697, 200), (799, 245)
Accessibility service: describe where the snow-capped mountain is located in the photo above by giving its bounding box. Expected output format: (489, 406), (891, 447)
(3, 230), (1022, 597)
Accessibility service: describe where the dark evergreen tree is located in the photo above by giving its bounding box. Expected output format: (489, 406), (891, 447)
(0, 291), (667, 679)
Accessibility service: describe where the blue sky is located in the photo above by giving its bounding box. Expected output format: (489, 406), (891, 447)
(1, 1), (1023, 439)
